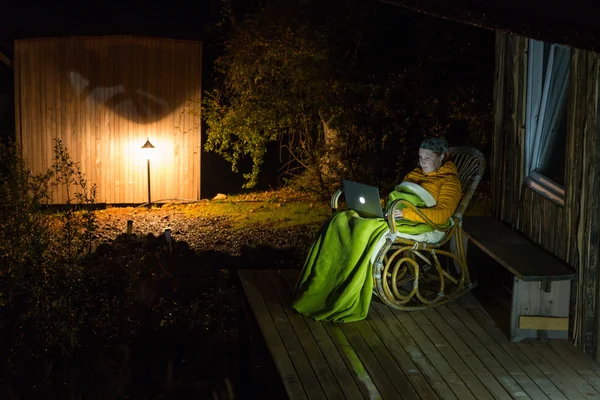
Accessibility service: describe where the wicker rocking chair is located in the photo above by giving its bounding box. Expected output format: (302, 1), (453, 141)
(331, 146), (486, 311)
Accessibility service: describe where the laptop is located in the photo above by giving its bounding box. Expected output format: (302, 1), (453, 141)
(342, 180), (384, 218)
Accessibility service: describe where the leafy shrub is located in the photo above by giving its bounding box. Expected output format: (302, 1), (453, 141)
(0, 140), (240, 398)
(0, 139), (102, 396)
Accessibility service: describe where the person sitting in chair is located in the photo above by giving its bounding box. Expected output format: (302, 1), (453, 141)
(385, 136), (462, 243)
(291, 137), (463, 323)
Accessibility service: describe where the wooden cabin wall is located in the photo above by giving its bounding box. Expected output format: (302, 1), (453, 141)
(492, 33), (528, 226)
(493, 31), (600, 357)
(14, 36), (202, 204)
(566, 50), (600, 357)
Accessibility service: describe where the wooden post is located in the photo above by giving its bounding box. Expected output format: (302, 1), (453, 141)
(164, 228), (172, 253)
(147, 158), (151, 208)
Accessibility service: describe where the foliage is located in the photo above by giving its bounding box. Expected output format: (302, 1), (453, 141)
(0, 140), (53, 275)
(0, 139), (102, 396)
(203, 0), (335, 190)
(204, 0), (494, 198)
(1, 231), (240, 398)
(0, 139), (97, 357)
(50, 139), (98, 262)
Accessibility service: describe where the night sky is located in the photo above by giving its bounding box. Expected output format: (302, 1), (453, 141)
(3, 0), (600, 55)
(1, 1), (222, 44)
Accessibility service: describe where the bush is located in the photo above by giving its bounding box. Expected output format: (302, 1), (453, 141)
(0, 139), (101, 393)
(0, 140), (240, 398)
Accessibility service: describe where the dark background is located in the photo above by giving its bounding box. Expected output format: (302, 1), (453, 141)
(0, 0), (496, 197)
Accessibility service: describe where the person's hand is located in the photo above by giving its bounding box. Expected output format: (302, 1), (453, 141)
(393, 209), (403, 219)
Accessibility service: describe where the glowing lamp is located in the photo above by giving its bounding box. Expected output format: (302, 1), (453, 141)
(142, 138), (155, 159)
(142, 138), (155, 207)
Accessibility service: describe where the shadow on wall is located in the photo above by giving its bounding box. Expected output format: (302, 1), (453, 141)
(30, 38), (201, 125)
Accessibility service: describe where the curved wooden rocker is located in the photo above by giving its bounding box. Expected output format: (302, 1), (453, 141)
(331, 146), (486, 311)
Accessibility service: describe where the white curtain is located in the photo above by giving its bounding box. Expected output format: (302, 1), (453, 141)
(525, 39), (570, 176)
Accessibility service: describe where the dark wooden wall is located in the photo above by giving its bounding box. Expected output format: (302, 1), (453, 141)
(493, 32), (600, 357)
(14, 36), (202, 204)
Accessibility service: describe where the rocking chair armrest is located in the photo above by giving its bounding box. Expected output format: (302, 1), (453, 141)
(330, 189), (343, 212)
(387, 199), (449, 234)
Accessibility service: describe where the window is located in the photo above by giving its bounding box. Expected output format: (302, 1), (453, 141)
(524, 39), (570, 205)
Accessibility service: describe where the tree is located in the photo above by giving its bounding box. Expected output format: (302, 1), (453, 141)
(203, 0), (338, 190)
(203, 0), (494, 195)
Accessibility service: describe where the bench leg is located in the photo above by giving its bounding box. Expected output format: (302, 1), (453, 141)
(510, 277), (570, 341)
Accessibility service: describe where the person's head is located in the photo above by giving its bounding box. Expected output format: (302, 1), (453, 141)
(418, 137), (449, 173)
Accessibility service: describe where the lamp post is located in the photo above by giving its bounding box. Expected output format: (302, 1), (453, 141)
(142, 138), (155, 208)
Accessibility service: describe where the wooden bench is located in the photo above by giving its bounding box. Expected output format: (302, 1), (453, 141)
(462, 216), (577, 342)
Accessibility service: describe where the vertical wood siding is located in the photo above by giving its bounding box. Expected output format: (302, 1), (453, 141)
(14, 35), (202, 204)
(493, 31), (600, 357)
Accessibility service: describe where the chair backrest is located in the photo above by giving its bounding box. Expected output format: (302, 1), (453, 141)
(449, 146), (486, 219)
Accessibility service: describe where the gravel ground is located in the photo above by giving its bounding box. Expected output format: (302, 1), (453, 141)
(94, 205), (318, 261)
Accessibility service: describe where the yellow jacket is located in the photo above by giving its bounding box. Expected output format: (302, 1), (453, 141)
(400, 161), (462, 225)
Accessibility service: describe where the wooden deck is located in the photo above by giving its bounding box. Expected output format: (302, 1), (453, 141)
(239, 268), (600, 400)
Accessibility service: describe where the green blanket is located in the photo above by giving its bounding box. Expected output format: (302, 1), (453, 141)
(291, 210), (388, 322)
(386, 182), (433, 210)
(386, 182), (439, 235)
(292, 183), (447, 323)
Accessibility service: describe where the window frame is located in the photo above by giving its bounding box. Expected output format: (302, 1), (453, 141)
(524, 39), (570, 207)
(524, 169), (565, 206)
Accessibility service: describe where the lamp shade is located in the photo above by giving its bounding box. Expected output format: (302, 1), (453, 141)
(142, 138), (155, 149)
(142, 138), (155, 160)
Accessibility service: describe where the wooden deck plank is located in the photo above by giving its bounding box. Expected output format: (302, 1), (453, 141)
(461, 294), (600, 400)
(366, 308), (446, 400)
(557, 340), (600, 376)
(280, 270), (381, 399)
(421, 308), (514, 400)
(361, 325), (420, 397)
(549, 341), (600, 392)
(339, 322), (402, 399)
(354, 318), (425, 400)
(385, 305), (478, 399)
(370, 303), (457, 400)
(457, 298), (569, 400)
(238, 270), (309, 400)
(250, 271), (327, 399)
(516, 343), (588, 400)
(263, 270), (347, 400)
(409, 310), (496, 400)
(532, 343), (600, 400)
(240, 270), (600, 400)
(433, 305), (528, 399)
(324, 323), (383, 399)
(447, 301), (548, 399)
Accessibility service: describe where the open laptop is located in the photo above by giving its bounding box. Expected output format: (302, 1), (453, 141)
(342, 180), (384, 218)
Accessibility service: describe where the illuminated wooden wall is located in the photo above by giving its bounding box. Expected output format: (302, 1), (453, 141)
(14, 35), (202, 204)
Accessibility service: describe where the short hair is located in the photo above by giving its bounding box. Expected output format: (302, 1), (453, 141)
(419, 137), (449, 155)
